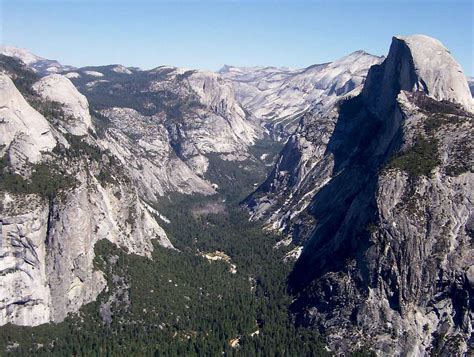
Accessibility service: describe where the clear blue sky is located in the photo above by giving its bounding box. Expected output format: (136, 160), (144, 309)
(1, 0), (473, 74)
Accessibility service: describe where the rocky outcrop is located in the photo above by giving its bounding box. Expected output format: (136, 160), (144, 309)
(221, 51), (383, 139)
(67, 65), (262, 178)
(33, 74), (93, 135)
(247, 35), (473, 355)
(0, 74), (56, 167)
(44, 172), (171, 322)
(99, 107), (215, 200)
(468, 77), (474, 96)
(394, 35), (472, 110)
(2, 34), (472, 355)
(362, 35), (473, 114)
(186, 70), (259, 156)
(0, 65), (174, 326)
(0, 45), (75, 75)
(0, 196), (52, 326)
(0, 53), (267, 328)
(246, 107), (338, 242)
(0, 170), (173, 325)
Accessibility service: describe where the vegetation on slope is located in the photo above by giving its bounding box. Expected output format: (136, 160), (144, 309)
(388, 135), (440, 178)
(0, 156), (76, 198)
(0, 55), (368, 355)
(0, 137), (331, 356)
(387, 94), (472, 178)
(0, 196), (329, 356)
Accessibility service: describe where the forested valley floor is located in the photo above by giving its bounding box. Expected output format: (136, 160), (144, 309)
(0, 145), (370, 356)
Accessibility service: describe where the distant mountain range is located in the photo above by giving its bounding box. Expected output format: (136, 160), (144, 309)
(0, 35), (472, 356)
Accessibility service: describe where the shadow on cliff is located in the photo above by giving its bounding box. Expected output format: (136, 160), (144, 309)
(288, 93), (404, 316)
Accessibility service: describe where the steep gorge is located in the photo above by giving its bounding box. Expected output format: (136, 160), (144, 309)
(0, 34), (472, 356)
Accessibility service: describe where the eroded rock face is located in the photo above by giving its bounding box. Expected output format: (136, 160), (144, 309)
(247, 35), (473, 355)
(0, 45), (75, 75)
(0, 66), (174, 326)
(44, 173), (172, 322)
(296, 94), (473, 355)
(33, 74), (93, 135)
(69, 65), (262, 174)
(1, 34), (472, 354)
(0, 196), (52, 326)
(362, 35), (474, 115)
(246, 107), (338, 241)
(468, 77), (474, 96)
(187, 70), (258, 148)
(394, 35), (473, 110)
(99, 107), (215, 200)
(0, 170), (174, 325)
(0, 54), (265, 327)
(0, 74), (56, 167)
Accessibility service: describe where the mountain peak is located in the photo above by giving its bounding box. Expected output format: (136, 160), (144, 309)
(0, 44), (74, 75)
(0, 44), (44, 65)
(32, 74), (93, 136)
(343, 49), (372, 58)
(363, 34), (473, 112)
(394, 35), (472, 110)
(219, 64), (234, 73)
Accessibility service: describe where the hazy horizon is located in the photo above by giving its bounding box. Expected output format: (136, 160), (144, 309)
(1, 0), (473, 75)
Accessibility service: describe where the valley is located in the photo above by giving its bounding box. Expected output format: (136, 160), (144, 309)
(0, 144), (331, 356)
(0, 33), (472, 356)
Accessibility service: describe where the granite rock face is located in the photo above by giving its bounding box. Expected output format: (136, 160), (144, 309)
(0, 196), (52, 326)
(220, 51), (383, 139)
(0, 58), (268, 326)
(68, 65), (262, 177)
(0, 173), (172, 326)
(33, 74), (93, 135)
(98, 107), (215, 200)
(247, 35), (473, 355)
(0, 54), (269, 326)
(0, 45), (75, 75)
(0, 74), (56, 167)
(0, 68), (173, 326)
(392, 35), (473, 111)
(1, 34), (472, 356)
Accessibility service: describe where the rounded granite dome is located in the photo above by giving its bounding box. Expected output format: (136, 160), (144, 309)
(394, 34), (473, 111)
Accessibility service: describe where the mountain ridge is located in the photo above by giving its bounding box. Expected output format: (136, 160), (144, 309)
(246, 34), (473, 355)
(0, 34), (472, 355)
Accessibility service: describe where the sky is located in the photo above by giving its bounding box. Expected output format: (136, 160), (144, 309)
(1, 0), (473, 74)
